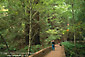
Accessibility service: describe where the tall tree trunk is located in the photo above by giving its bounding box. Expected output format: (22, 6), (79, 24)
(72, 0), (76, 45)
(28, 0), (32, 55)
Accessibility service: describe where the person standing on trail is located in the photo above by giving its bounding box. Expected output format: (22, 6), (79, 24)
(58, 39), (62, 46)
(51, 40), (55, 50)
(58, 39), (60, 45)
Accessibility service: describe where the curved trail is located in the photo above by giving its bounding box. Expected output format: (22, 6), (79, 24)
(44, 45), (66, 57)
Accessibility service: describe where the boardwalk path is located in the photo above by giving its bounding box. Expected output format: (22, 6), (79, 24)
(44, 45), (66, 57)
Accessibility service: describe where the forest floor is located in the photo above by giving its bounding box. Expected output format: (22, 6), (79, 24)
(44, 45), (66, 57)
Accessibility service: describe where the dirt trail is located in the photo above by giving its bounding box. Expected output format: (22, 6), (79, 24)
(44, 45), (66, 57)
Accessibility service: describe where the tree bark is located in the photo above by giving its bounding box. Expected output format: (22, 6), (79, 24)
(28, 0), (32, 55)
(72, 0), (76, 45)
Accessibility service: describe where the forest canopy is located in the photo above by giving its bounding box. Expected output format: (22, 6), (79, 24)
(0, 0), (85, 57)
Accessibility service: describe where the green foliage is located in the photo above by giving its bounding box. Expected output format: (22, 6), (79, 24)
(9, 46), (16, 51)
(62, 41), (85, 57)
(0, 44), (6, 51)
(19, 45), (41, 53)
(0, 0), (85, 56)
(0, 54), (7, 57)
(31, 45), (41, 53)
(46, 29), (58, 34)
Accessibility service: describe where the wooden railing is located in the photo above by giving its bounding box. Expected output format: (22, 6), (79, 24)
(29, 46), (52, 57)
(0, 46), (52, 57)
